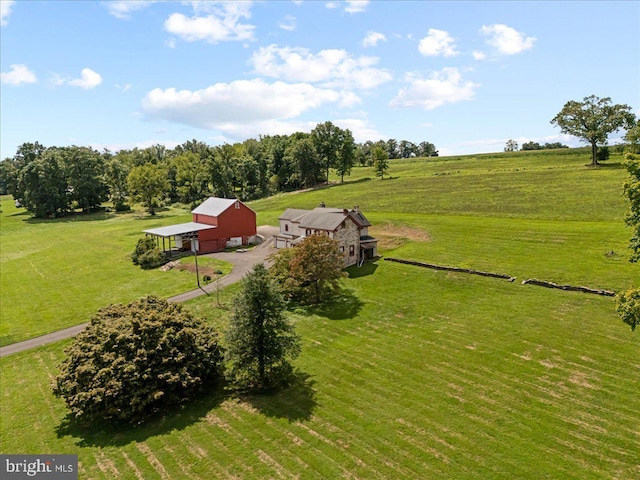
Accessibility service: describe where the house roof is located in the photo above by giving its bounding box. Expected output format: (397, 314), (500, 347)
(298, 208), (352, 231)
(351, 211), (372, 227)
(280, 206), (372, 232)
(191, 197), (254, 217)
(279, 208), (311, 221)
(143, 222), (216, 238)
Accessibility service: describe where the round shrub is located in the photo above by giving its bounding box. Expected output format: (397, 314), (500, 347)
(52, 296), (224, 424)
(131, 236), (157, 265)
(138, 248), (167, 269)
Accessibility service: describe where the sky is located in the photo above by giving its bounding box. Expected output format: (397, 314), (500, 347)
(1, 0), (638, 159)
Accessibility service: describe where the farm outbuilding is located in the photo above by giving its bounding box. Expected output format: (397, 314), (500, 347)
(143, 197), (257, 255)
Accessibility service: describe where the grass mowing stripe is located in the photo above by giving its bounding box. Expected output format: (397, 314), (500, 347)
(120, 451), (145, 480)
(135, 443), (171, 480)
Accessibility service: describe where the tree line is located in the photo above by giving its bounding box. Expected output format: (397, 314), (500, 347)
(0, 121), (438, 218)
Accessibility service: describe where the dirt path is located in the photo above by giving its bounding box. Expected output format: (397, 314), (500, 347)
(0, 226), (280, 358)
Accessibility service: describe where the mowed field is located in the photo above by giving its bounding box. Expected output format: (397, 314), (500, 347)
(1, 150), (639, 479)
(0, 201), (231, 346)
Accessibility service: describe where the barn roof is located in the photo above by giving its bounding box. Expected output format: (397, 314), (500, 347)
(191, 197), (253, 217)
(143, 222), (216, 238)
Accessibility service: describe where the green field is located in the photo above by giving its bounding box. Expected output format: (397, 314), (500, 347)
(0, 201), (232, 346)
(1, 150), (639, 478)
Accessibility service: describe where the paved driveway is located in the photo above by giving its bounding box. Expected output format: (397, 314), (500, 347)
(0, 225), (280, 358)
(168, 225), (279, 303)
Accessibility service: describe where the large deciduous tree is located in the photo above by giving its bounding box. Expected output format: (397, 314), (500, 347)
(285, 137), (321, 188)
(335, 129), (356, 182)
(225, 263), (300, 390)
(550, 95), (634, 166)
(372, 145), (389, 180)
(18, 150), (70, 218)
(271, 235), (346, 304)
(623, 153), (640, 262)
(312, 121), (344, 184)
(63, 146), (108, 213)
(616, 287), (640, 332)
(52, 296), (224, 423)
(127, 163), (169, 215)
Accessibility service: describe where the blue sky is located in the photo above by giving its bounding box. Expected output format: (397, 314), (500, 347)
(1, 0), (638, 159)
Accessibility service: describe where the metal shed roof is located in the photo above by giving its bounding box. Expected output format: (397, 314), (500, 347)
(143, 222), (216, 238)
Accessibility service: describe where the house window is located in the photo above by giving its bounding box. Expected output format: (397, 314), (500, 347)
(235, 201), (240, 209)
(349, 245), (355, 257)
(285, 224), (289, 232)
(340, 246), (345, 253)
(305, 229), (311, 236)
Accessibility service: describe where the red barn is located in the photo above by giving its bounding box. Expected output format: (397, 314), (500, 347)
(143, 197), (257, 255)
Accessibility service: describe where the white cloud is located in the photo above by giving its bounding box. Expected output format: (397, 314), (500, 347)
(472, 51), (487, 60)
(481, 24), (535, 55)
(333, 118), (384, 142)
(418, 29), (458, 57)
(278, 15), (296, 31)
(1, 0), (15, 26)
(1, 64), (37, 85)
(345, 0), (369, 13)
(164, 2), (255, 43)
(326, 1), (368, 13)
(141, 78), (359, 131)
(105, 1), (156, 20)
(362, 31), (386, 48)
(389, 68), (479, 110)
(69, 68), (103, 89)
(250, 44), (392, 90)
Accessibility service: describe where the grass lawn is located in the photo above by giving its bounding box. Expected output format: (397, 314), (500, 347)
(1, 261), (638, 479)
(0, 149), (638, 478)
(0, 199), (232, 346)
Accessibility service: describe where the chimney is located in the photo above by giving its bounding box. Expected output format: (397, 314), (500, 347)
(353, 205), (360, 213)
(343, 209), (349, 215)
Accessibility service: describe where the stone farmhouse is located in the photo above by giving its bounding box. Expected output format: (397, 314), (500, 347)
(143, 197), (257, 255)
(274, 205), (378, 267)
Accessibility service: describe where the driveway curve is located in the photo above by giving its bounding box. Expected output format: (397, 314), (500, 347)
(0, 226), (280, 358)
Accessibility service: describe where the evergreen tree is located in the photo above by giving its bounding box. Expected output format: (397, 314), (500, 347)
(225, 263), (300, 390)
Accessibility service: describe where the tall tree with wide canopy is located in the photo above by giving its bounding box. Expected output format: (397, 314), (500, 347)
(18, 150), (69, 218)
(285, 136), (321, 188)
(312, 121), (343, 184)
(63, 146), (108, 213)
(623, 153), (640, 262)
(335, 129), (356, 182)
(127, 163), (169, 215)
(225, 263), (300, 390)
(270, 235), (346, 305)
(550, 95), (634, 166)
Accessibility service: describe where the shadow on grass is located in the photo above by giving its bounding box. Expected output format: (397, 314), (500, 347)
(54, 384), (227, 448)
(346, 261), (378, 279)
(23, 209), (116, 224)
(582, 162), (624, 169)
(241, 371), (317, 423)
(55, 372), (317, 446)
(294, 288), (364, 320)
